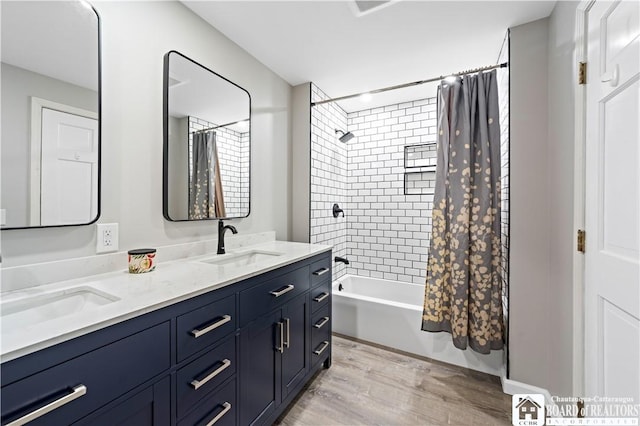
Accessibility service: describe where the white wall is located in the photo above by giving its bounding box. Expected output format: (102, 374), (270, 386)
(509, 17), (551, 390)
(0, 1), (292, 266)
(291, 83), (311, 243)
(546, 0), (579, 397)
(509, 1), (579, 397)
(1, 63), (98, 228)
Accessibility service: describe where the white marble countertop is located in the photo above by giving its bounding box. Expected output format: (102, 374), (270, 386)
(0, 240), (331, 363)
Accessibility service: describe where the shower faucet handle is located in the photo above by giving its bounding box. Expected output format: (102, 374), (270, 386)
(332, 203), (344, 218)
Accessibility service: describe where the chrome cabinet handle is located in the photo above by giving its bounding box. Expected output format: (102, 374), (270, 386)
(276, 321), (284, 353)
(6, 384), (87, 426)
(284, 318), (290, 348)
(313, 341), (329, 356)
(191, 315), (231, 338)
(190, 359), (231, 390)
(205, 402), (232, 426)
(313, 292), (329, 303)
(270, 284), (294, 297)
(312, 267), (329, 276)
(313, 317), (330, 329)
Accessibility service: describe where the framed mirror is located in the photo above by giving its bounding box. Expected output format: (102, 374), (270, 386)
(163, 51), (251, 221)
(0, 1), (101, 230)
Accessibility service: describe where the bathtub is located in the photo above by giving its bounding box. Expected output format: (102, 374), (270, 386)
(332, 275), (504, 376)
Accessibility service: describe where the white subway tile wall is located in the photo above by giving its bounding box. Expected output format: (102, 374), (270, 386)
(311, 76), (508, 290)
(310, 84), (349, 281)
(310, 84), (438, 284)
(345, 98), (438, 284)
(405, 171), (437, 195)
(189, 116), (250, 217)
(405, 143), (437, 168)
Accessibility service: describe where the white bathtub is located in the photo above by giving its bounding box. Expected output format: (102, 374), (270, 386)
(332, 275), (504, 376)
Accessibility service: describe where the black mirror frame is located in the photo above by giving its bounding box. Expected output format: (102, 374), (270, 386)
(162, 50), (252, 222)
(2, 3), (102, 231)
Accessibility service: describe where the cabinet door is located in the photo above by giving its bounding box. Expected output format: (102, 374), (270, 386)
(239, 310), (282, 426)
(74, 376), (170, 426)
(281, 293), (309, 399)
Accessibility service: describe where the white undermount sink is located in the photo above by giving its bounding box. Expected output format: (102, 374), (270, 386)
(0, 286), (120, 329)
(198, 250), (284, 267)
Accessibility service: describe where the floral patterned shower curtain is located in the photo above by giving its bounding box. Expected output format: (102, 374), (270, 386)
(189, 131), (226, 219)
(421, 70), (504, 354)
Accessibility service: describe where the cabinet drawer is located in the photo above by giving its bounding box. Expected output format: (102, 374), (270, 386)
(240, 266), (309, 326)
(177, 378), (236, 426)
(311, 305), (331, 366)
(1, 322), (170, 426)
(176, 336), (236, 419)
(310, 280), (330, 313)
(177, 294), (236, 362)
(310, 256), (331, 287)
(311, 304), (331, 350)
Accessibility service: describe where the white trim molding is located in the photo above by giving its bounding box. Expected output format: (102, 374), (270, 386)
(502, 369), (560, 414)
(572, 0), (595, 397)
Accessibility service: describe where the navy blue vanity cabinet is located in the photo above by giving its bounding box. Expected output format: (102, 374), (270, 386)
(74, 376), (171, 426)
(281, 292), (310, 399)
(1, 322), (171, 426)
(238, 293), (309, 426)
(239, 309), (282, 425)
(1, 249), (332, 426)
(240, 253), (332, 426)
(310, 262), (332, 369)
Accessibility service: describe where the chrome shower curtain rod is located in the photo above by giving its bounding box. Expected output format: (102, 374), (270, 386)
(310, 62), (508, 107)
(192, 118), (248, 134)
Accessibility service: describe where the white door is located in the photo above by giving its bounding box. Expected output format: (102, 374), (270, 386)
(584, 0), (640, 402)
(40, 108), (99, 226)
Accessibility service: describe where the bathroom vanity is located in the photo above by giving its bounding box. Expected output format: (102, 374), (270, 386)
(0, 242), (332, 426)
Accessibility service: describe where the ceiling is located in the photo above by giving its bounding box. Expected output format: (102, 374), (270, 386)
(183, 0), (556, 112)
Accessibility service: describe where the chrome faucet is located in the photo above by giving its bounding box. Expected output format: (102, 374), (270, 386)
(217, 220), (238, 254)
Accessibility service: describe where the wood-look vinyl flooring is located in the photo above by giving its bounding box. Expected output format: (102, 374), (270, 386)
(277, 335), (512, 426)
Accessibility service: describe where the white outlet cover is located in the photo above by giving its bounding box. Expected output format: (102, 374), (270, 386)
(96, 223), (119, 253)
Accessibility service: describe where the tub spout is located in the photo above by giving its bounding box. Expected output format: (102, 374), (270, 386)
(334, 256), (349, 265)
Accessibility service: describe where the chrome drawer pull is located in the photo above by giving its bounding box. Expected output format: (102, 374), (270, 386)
(190, 359), (232, 390)
(191, 315), (231, 338)
(276, 321), (285, 353)
(313, 341), (330, 356)
(312, 267), (329, 276)
(284, 318), (290, 348)
(6, 384), (87, 426)
(270, 284), (294, 297)
(313, 317), (330, 329)
(205, 402), (232, 426)
(313, 292), (329, 303)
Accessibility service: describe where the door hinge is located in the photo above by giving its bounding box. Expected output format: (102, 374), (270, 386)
(578, 62), (587, 85)
(577, 229), (586, 253)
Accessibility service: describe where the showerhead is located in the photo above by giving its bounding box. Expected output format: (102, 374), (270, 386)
(335, 129), (355, 143)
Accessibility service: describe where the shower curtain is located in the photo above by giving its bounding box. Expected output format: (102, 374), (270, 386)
(189, 131), (226, 219)
(421, 70), (504, 354)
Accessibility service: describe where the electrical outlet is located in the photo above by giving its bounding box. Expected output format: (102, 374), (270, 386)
(96, 223), (119, 253)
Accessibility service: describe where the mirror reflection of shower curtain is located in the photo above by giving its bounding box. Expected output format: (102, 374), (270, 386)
(189, 131), (226, 219)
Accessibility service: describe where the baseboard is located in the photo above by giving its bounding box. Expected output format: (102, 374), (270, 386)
(501, 367), (559, 413)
